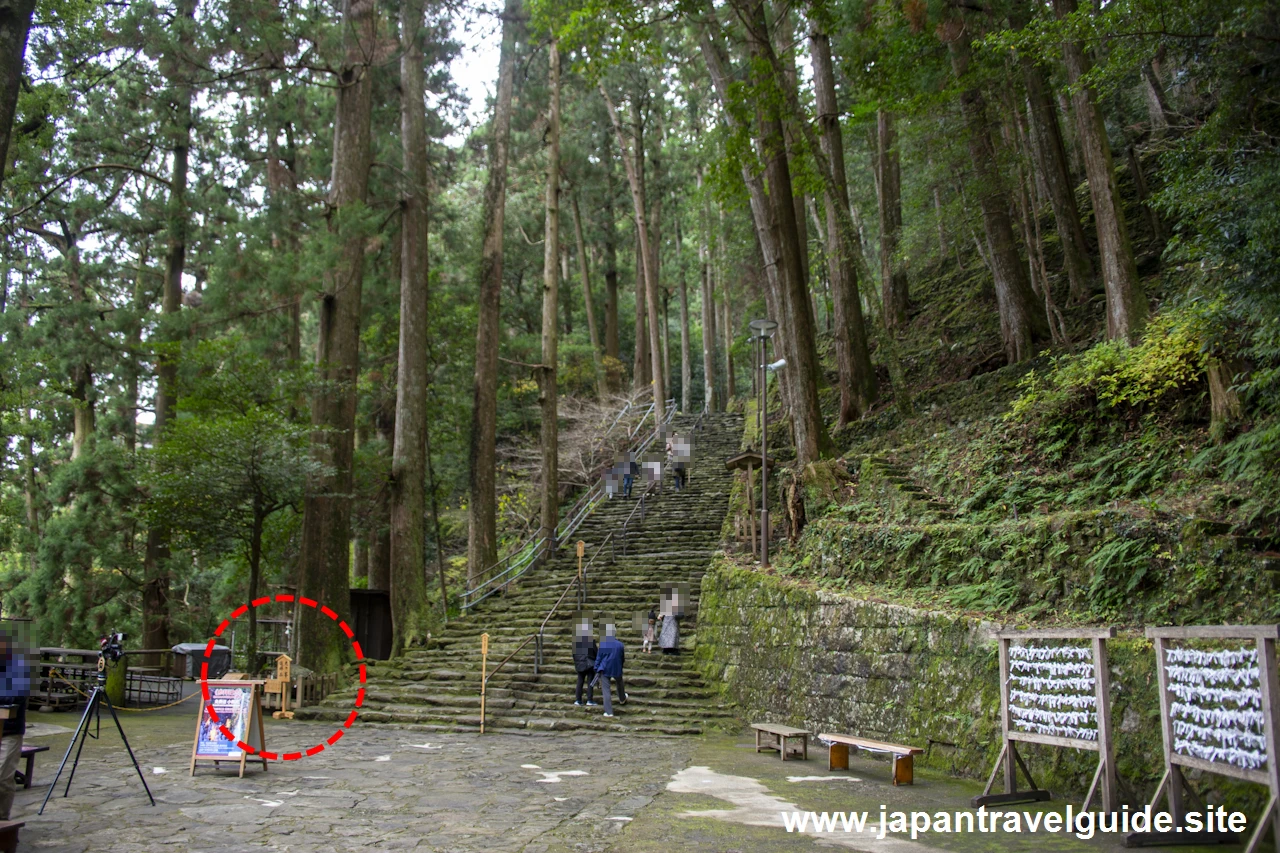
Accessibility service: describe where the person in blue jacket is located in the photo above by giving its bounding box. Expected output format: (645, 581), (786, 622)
(593, 623), (627, 717)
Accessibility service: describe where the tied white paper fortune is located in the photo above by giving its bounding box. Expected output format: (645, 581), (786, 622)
(1009, 660), (1095, 678)
(1009, 645), (1092, 662)
(1165, 647), (1257, 668)
(1166, 645), (1268, 771)
(1008, 645), (1098, 742)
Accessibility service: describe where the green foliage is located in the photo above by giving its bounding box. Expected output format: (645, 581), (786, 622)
(1009, 309), (1209, 449)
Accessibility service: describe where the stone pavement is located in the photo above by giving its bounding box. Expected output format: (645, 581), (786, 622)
(12, 706), (1213, 852)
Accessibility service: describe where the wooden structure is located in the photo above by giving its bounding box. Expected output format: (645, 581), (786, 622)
(190, 680), (268, 778)
(264, 654), (292, 717)
(751, 722), (810, 761)
(1127, 624), (1280, 851)
(975, 627), (1118, 812)
(725, 452), (773, 557)
(16, 744), (49, 789)
(349, 589), (393, 660)
(820, 733), (924, 786)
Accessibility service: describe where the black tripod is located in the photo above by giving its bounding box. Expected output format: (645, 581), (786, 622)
(39, 656), (156, 814)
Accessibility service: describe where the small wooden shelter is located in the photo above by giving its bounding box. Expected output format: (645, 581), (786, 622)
(725, 451), (774, 557)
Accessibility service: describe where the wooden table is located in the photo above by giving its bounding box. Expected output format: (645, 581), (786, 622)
(751, 723), (811, 761)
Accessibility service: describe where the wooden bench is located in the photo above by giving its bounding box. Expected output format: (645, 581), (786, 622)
(751, 723), (810, 761)
(0, 819), (22, 853)
(820, 733), (924, 786)
(16, 744), (49, 789)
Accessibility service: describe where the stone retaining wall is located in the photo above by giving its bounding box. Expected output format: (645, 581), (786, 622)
(694, 561), (1265, 810)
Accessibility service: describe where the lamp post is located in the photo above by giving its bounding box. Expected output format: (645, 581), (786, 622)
(749, 318), (778, 567)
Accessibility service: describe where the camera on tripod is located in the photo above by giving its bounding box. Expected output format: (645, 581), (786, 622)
(99, 632), (126, 664)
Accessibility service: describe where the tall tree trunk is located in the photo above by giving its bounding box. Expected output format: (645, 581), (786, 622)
(946, 24), (1048, 363)
(724, 13), (868, 440)
(389, 0), (431, 655)
(649, 106), (671, 404)
(124, 244), (148, 453)
(676, 216), (692, 412)
(571, 192), (607, 398)
(700, 31), (794, 423)
(143, 0), (196, 657)
(1126, 144), (1166, 248)
(661, 288), (671, 399)
(632, 229), (649, 391)
(737, 4), (833, 463)
(1010, 0), (1094, 304)
(247, 509), (264, 673)
(296, 0), (376, 673)
(720, 206), (735, 402)
(560, 245), (573, 334)
(1141, 60), (1175, 133)
(466, 0), (518, 587)
(540, 40), (561, 543)
(370, 407), (393, 591)
(876, 110), (909, 329)
(810, 28), (877, 424)
(1052, 0), (1147, 342)
(602, 131), (620, 371)
(602, 86), (666, 423)
(61, 239), (95, 460)
(0, 0), (36, 195)
(698, 168), (717, 412)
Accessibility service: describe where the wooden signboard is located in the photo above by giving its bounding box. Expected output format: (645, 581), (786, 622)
(266, 654), (292, 719)
(1127, 625), (1280, 851)
(190, 679), (268, 778)
(975, 628), (1118, 813)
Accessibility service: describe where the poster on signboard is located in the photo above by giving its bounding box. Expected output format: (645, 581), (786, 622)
(190, 679), (268, 777)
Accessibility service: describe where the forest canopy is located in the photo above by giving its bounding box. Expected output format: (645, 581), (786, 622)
(1, 0), (1277, 665)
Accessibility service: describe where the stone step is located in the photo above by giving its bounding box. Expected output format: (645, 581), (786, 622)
(301, 414), (744, 737)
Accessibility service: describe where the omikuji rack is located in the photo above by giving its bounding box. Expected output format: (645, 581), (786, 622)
(974, 627), (1118, 814)
(1127, 624), (1280, 851)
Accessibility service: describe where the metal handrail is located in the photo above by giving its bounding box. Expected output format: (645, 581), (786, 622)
(462, 395), (677, 610)
(621, 482), (656, 556)
(479, 535), (614, 732)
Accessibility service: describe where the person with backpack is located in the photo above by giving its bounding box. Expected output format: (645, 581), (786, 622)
(572, 618), (598, 707)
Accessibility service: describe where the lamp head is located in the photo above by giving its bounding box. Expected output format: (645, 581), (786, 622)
(748, 318), (778, 338)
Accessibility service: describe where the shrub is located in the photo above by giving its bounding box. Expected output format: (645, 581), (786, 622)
(1008, 309), (1208, 450)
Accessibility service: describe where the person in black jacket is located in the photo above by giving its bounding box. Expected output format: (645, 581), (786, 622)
(571, 618), (598, 707)
(0, 627), (30, 820)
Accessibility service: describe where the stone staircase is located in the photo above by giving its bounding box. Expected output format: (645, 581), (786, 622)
(852, 451), (955, 520)
(298, 411), (745, 735)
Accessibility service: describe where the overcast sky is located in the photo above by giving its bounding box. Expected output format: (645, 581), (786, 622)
(445, 5), (504, 146)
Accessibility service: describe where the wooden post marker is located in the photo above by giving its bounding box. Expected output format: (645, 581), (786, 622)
(1126, 624), (1280, 850)
(267, 654), (293, 719)
(974, 628), (1117, 813)
(190, 680), (268, 777)
(479, 632), (489, 735)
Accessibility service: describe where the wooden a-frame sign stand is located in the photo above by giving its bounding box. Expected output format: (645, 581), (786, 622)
(1126, 625), (1280, 851)
(974, 628), (1118, 813)
(190, 680), (269, 778)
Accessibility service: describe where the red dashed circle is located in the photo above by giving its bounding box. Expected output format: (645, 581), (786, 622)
(200, 594), (364, 761)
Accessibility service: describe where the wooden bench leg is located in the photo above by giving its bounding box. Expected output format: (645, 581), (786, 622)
(803, 736), (808, 761)
(755, 729), (762, 753)
(780, 735), (789, 761)
(22, 754), (33, 789)
(893, 754), (914, 786)
(829, 742), (849, 771)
